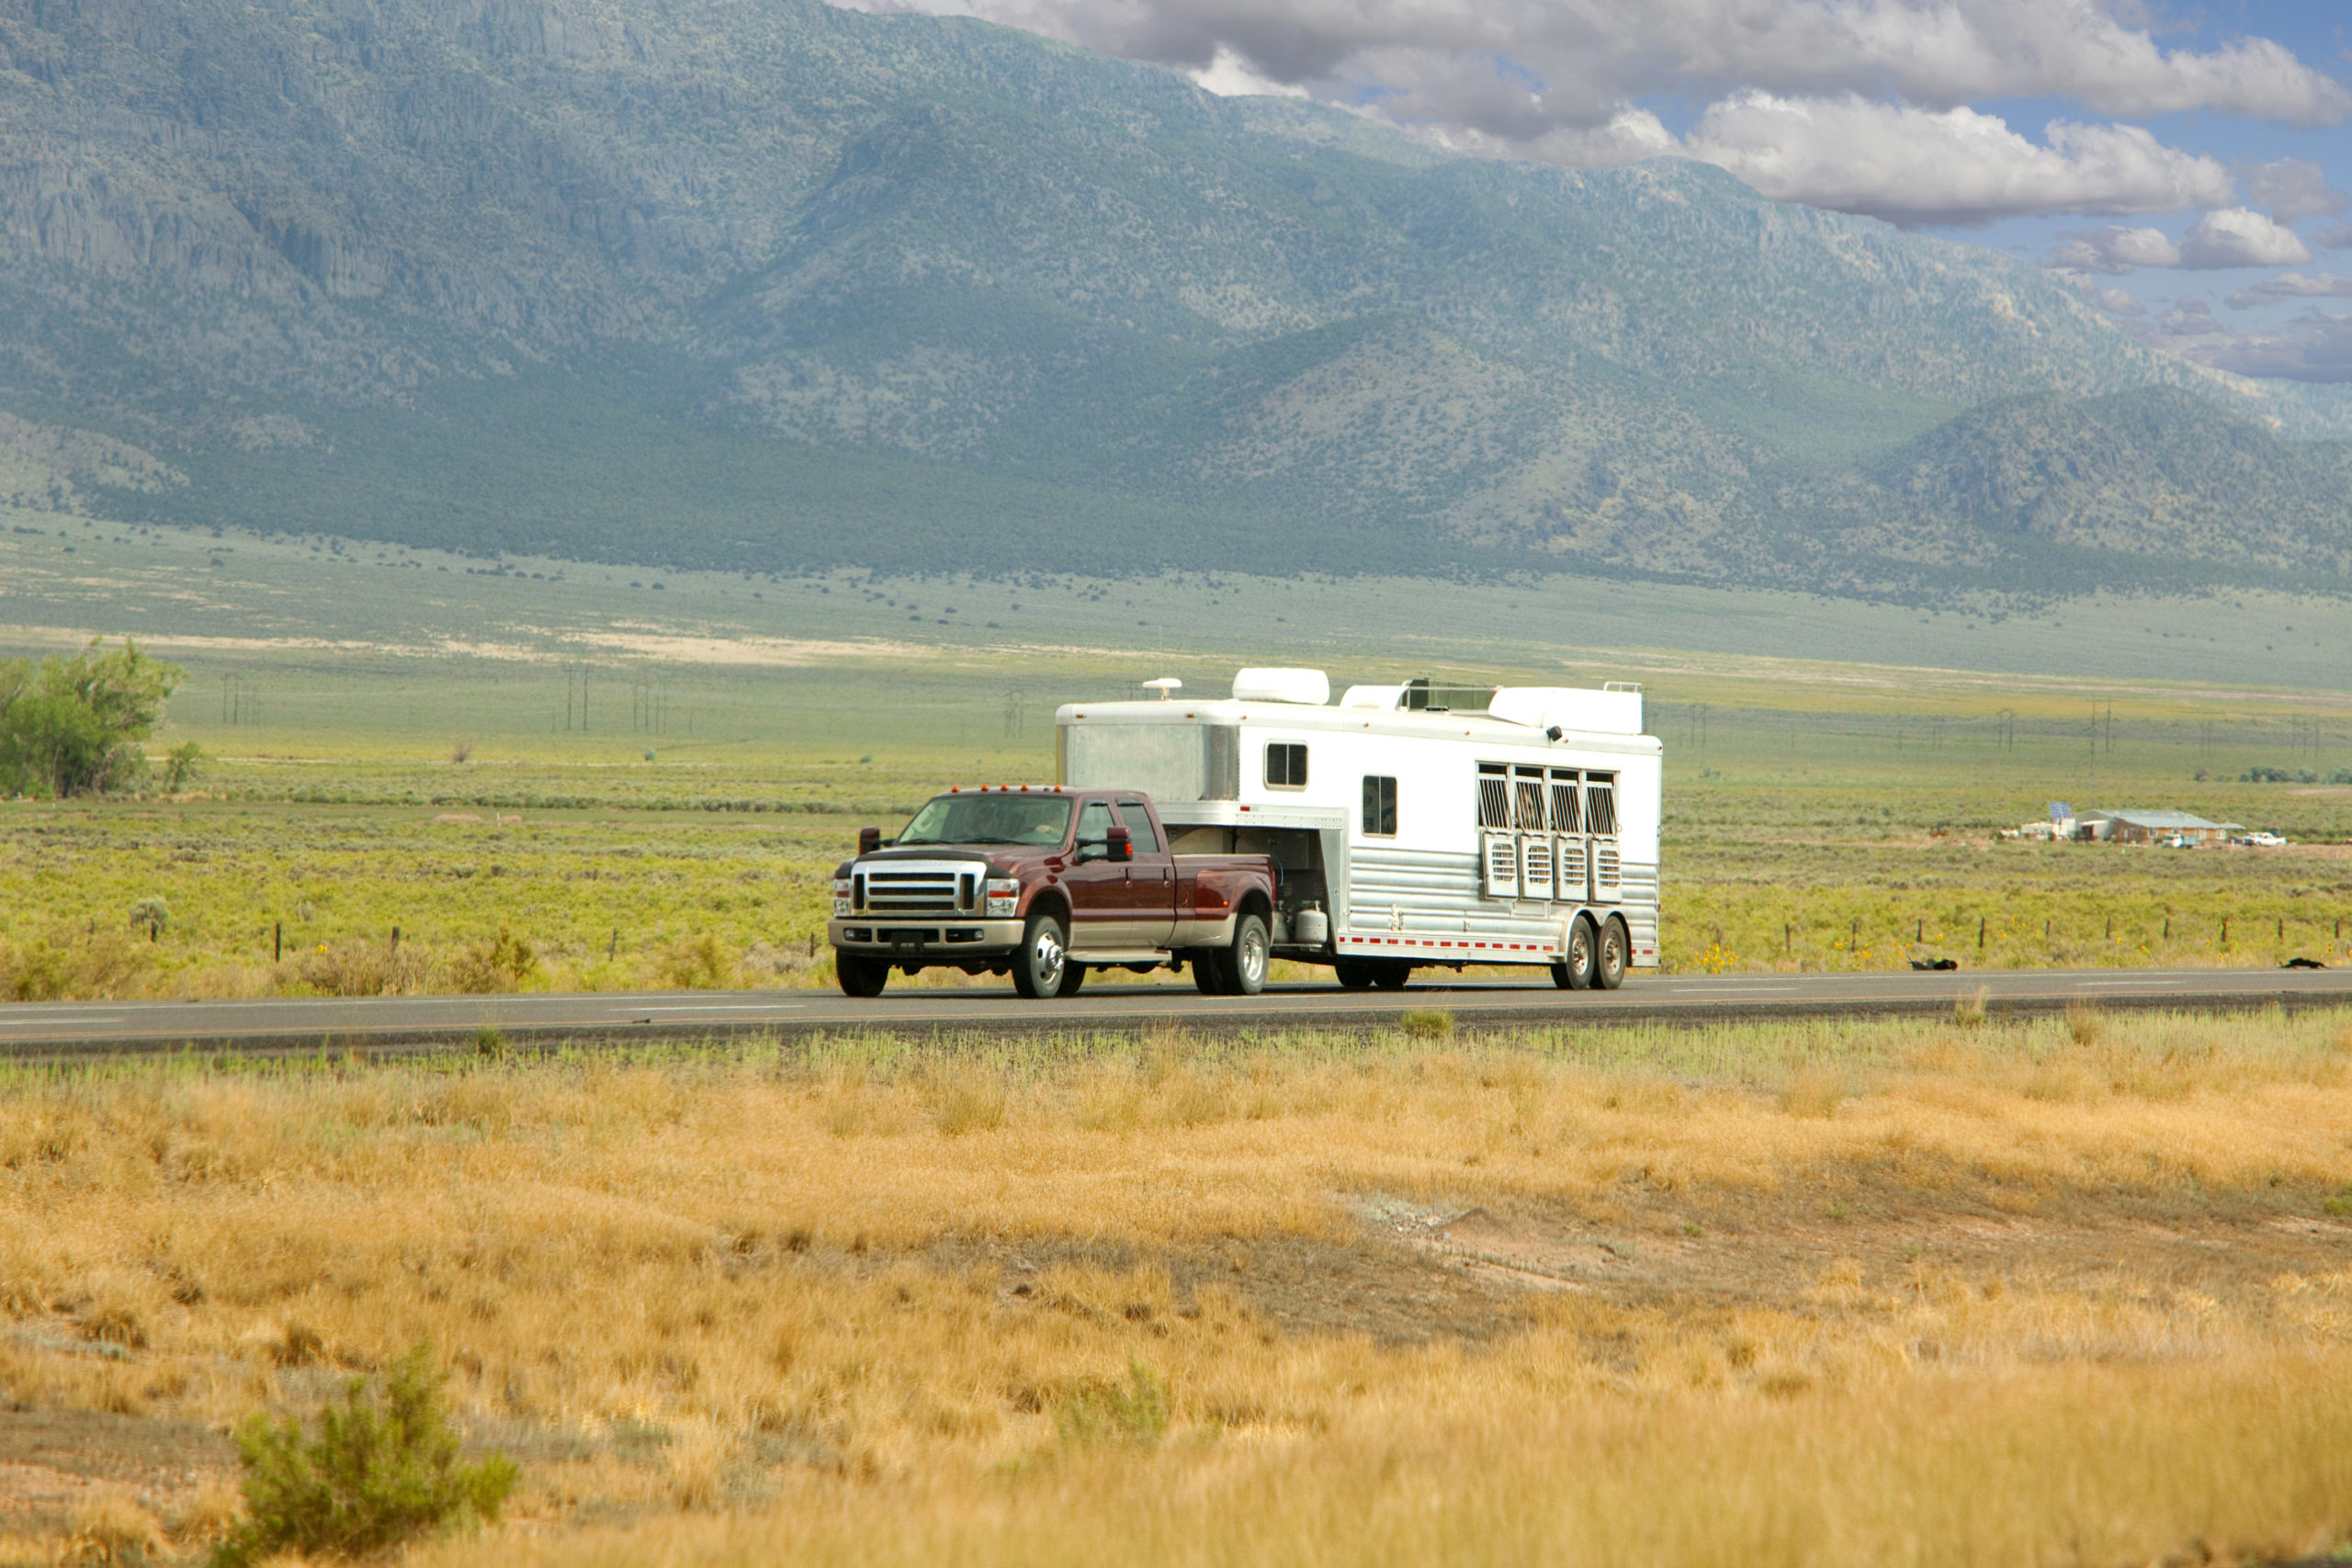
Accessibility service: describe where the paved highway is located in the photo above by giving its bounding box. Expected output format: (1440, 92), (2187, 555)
(3, 965), (2348, 1058)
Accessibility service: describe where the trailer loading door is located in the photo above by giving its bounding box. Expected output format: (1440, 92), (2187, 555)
(1477, 764), (1517, 898)
(1586, 772), (1622, 902)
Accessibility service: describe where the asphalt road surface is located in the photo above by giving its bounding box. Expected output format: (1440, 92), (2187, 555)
(3, 965), (2349, 1058)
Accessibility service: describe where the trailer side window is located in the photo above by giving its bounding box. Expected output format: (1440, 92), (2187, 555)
(1549, 769), (1582, 833)
(1476, 764), (1510, 829)
(1265, 742), (1308, 789)
(1585, 773), (1619, 837)
(1362, 775), (1397, 837)
(1512, 766), (1546, 831)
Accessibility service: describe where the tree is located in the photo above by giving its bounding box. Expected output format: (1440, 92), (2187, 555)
(0, 639), (185, 798)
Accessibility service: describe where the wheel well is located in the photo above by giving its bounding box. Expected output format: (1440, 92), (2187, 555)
(1237, 891), (1272, 927)
(1026, 890), (1071, 929)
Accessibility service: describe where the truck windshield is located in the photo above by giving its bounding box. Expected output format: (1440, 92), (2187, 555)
(895, 794), (1074, 848)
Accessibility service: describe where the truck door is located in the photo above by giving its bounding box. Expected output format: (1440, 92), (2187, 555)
(1513, 766), (1552, 900)
(1549, 769), (1587, 902)
(1585, 772), (1622, 903)
(1114, 798), (1177, 950)
(1065, 798), (1129, 948)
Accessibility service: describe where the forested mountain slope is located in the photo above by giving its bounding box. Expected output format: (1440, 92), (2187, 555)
(0, 0), (2345, 596)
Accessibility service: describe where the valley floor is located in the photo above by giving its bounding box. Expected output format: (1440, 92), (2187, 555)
(1, 1013), (2348, 1566)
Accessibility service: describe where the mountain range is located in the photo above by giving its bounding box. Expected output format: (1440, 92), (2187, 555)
(2, 0), (2348, 600)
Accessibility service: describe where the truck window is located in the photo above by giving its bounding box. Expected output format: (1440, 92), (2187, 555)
(1476, 764), (1510, 829)
(898, 793), (1074, 847)
(1265, 742), (1307, 788)
(1076, 799), (1115, 849)
(1362, 775), (1397, 837)
(1113, 799), (1159, 852)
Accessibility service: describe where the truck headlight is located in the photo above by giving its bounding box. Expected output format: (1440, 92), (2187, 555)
(833, 878), (853, 917)
(985, 877), (1019, 917)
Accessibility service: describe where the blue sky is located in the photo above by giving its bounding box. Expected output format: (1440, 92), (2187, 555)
(874, 0), (2352, 381)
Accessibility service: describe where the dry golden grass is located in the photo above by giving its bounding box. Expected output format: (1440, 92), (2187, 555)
(1, 1012), (2349, 1565)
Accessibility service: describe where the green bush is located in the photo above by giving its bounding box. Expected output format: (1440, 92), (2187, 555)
(0, 638), (182, 797)
(214, 1344), (516, 1566)
(1057, 1360), (1170, 1448)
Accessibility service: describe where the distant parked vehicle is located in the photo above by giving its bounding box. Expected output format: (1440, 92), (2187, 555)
(2241, 830), (2288, 847)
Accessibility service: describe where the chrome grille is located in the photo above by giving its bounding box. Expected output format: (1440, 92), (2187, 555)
(858, 863), (976, 913)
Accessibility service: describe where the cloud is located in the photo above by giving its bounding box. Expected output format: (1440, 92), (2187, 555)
(2176, 207), (2312, 268)
(2052, 226), (2178, 273)
(2236, 156), (2347, 226)
(2165, 310), (2352, 382)
(1188, 46), (1310, 97)
(2049, 209), (2312, 276)
(2226, 272), (2352, 310)
(870, 0), (2352, 135)
(1676, 97), (2229, 227)
(2311, 223), (2352, 252)
(2095, 287), (2143, 317)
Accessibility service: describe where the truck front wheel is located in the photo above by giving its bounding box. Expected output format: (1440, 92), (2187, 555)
(1012, 912), (1070, 999)
(836, 953), (889, 998)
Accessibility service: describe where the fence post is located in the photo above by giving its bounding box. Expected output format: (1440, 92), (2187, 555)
(1978, 917), (1985, 952)
(274, 921), (282, 963)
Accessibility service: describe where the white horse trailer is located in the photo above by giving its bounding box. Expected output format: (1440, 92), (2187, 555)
(1056, 668), (1662, 988)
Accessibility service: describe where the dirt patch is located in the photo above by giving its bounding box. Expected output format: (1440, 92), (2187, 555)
(0, 1407), (232, 1539)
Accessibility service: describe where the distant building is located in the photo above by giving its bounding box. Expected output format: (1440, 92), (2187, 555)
(2076, 809), (2235, 845)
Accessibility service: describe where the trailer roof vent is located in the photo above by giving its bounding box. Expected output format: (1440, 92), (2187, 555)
(1143, 678), (1183, 700)
(1233, 667), (1330, 705)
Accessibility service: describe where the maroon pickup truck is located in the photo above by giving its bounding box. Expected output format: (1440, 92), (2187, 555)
(828, 786), (1279, 998)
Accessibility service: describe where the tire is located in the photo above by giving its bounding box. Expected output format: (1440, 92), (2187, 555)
(1193, 953), (1227, 994)
(835, 953), (888, 998)
(1056, 960), (1088, 998)
(1332, 959), (1378, 991)
(1597, 918), (1629, 990)
(1372, 962), (1412, 990)
(1011, 911), (1070, 999)
(1226, 913), (1270, 996)
(1560, 918), (1598, 990)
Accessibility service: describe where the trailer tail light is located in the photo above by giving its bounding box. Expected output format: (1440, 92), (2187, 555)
(985, 878), (1020, 917)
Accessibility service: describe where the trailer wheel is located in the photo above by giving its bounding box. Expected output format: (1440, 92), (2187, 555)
(1555, 919), (1598, 990)
(1372, 962), (1412, 990)
(1012, 912), (1070, 999)
(1597, 918), (1629, 990)
(1332, 959), (1378, 991)
(836, 953), (889, 998)
(1226, 913), (1270, 996)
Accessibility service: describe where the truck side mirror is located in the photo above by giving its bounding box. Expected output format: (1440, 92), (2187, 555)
(858, 827), (881, 855)
(1107, 825), (1133, 863)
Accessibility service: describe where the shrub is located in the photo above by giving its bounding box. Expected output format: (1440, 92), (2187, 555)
(295, 940), (429, 998)
(660, 931), (737, 990)
(449, 927), (539, 994)
(1952, 987), (1989, 1029)
(0, 927), (155, 1001)
(1057, 1360), (1170, 1447)
(1399, 1009), (1454, 1040)
(212, 1344), (516, 1567)
(163, 740), (205, 792)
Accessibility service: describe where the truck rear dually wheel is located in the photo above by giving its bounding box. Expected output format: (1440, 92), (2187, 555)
(1012, 912), (1070, 999)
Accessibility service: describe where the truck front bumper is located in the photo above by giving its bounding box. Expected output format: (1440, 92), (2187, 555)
(829, 918), (1027, 961)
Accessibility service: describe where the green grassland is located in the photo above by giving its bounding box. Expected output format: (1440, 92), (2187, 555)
(5, 513), (2352, 998)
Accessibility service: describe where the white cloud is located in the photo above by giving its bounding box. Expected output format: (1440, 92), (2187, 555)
(2048, 209), (2313, 277)
(2177, 207), (2312, 268)
(2051, 225), (2180, 272)
(2237, 157), (2347, 227)
(1188, 46), (1309, 97)
(2095, 287), (2143, 317)
(1679, 96), (2230, 226)
(2165, 310), (2352, 382)
(2226, 272), (2352, 310)
(865, 0), (2351, 134)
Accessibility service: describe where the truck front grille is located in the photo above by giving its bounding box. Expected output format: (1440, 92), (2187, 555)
(858, 865), (977, 913)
